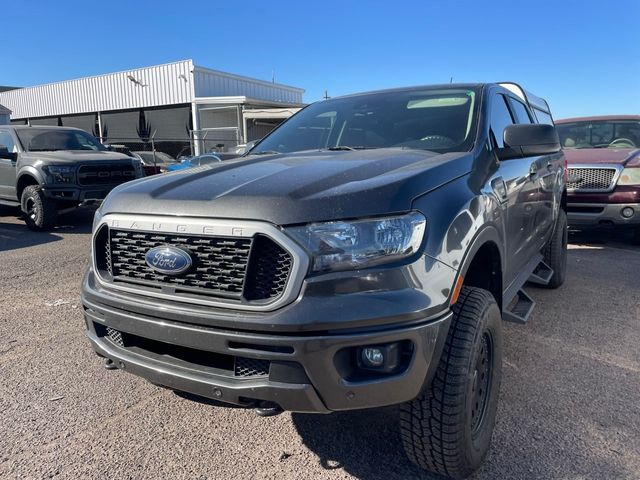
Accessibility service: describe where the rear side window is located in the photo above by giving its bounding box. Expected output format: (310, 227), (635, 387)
(509, 99), (533, 124)
(489, 95), (515, 148)
(533, 109), (554, 125)
(0, 131), (17, 152)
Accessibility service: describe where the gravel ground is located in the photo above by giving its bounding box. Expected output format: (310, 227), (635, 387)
(0, 206), (639, 480)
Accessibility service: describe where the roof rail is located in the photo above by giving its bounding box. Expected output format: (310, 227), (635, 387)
(498, 82), (551, 114)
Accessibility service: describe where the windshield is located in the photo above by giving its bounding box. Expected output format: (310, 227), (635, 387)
(557, 120), (640, 149)
(252, 88), (479, 155)
(16, 128), (106, 152)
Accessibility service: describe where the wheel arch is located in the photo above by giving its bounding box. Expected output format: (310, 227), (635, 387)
(16, 168), (45, 200)
(457, 227), (505, 310)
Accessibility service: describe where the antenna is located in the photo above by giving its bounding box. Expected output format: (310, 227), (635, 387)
(323, 90), (330, 100)
(450, 76), (453, 84)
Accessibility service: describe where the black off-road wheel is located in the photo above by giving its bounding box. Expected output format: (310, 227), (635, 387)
(542, 209), (568, 289)
(400, 286), (503, 480)
(21, 185), (57, 231)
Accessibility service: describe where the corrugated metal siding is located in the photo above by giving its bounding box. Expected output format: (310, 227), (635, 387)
(0, 61), (195, 119)
(0, 60), (303, 120)
(193, 67), (303, 104)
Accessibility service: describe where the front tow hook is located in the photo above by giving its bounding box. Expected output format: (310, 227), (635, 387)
(254, 401), (284, 417)
(104, 358), (118, 370)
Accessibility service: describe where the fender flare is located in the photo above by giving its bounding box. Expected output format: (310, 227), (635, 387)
(16, 167), (46, 195)
(458, 225), (504, 279)
(445, 224), (505, 308)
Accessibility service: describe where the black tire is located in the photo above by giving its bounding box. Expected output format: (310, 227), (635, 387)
(400, 286), (503, 480)
(21, 185), (57, 231)
(542, 209), (568, 289)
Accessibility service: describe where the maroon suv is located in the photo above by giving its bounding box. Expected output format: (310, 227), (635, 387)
(555, 115), (640, 235)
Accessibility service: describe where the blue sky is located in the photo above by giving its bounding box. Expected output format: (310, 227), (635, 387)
(3, 0), (639, 119)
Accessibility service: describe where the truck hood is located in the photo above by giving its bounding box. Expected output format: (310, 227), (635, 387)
(100, 148), (473, 225)
(564, 147), (639, 166)
(21, 150), (134, 164)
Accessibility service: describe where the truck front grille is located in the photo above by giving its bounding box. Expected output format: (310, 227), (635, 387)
(95, 227), (293, 305)
(567, 167), (618, 192)
(78, 163), (136, 186)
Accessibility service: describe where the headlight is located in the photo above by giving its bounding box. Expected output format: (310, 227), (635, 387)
(92, 206), (104, 232)
(618, 168), (640, 186)
(42, 165), (75, 184)
(286, 212), (426, 273)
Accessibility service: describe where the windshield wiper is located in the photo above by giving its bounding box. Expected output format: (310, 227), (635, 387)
(28, 148), (61, 152)
(325, 146), (376, 151)
(252, 150), (281, 155)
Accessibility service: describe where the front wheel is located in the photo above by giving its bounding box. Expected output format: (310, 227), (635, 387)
(21, 185), (57, 231)
(400, 286), (503, 479)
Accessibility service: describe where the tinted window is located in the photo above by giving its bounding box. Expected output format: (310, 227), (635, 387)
(15, 128), (105, 152)
(509, 98), (533, 124)
(533, 109), (554, 125)
(0, 131), (17, 152)
(490, 94), (515, 148)
(254, 88), (480, 155)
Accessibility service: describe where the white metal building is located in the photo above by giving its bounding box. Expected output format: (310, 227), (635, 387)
(0, 104), (10, 125)
(0, 60), (304, 156)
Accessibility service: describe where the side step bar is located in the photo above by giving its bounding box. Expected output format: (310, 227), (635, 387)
(528, 260), (554, 286)
(503, 288), (535, 324)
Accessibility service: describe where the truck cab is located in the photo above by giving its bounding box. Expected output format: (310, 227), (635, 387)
(0, 126), (144, 230)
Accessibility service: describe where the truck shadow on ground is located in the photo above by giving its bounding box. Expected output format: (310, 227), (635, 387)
(569, 227), (639, 250)
(0, 205), (94, 252)
(291, 407), (432, 480)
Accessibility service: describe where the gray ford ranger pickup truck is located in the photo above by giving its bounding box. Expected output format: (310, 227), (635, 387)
(82, 83), (567, 479)
(0, 126), (144, 230)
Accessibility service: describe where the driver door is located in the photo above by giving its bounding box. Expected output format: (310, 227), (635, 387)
(0, 130), (18, 199)
(489, 93), (541, 285)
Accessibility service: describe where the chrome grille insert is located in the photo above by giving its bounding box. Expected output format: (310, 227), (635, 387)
(567, 165), (621, 192)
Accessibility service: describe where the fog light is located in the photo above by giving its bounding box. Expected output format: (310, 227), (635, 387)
(621, 207), (635, 219)
(357, 342), (404, 373)
(361, 347), (385, 367)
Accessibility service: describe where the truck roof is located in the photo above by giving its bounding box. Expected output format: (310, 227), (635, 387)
(0, 125), (83, 131)
(329, 82), (552, 115)
(555, 115), (640, 124)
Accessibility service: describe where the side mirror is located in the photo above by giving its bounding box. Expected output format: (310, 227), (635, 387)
(0, 145), (17, 161)
(497, 124), (561, 160)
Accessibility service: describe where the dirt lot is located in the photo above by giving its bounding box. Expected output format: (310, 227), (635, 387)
(1, 206), (639, 480)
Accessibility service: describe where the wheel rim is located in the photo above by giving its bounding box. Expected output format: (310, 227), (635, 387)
(470, 332), (493, 436)
(25, 198), (37, 221)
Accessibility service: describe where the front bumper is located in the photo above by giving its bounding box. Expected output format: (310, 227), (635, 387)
(567, 202), (640, 226)
(82, 268), (452, 413)
(43, 185), (116, 203)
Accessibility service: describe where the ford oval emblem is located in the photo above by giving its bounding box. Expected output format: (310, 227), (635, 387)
(145, 246), (193, 275)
